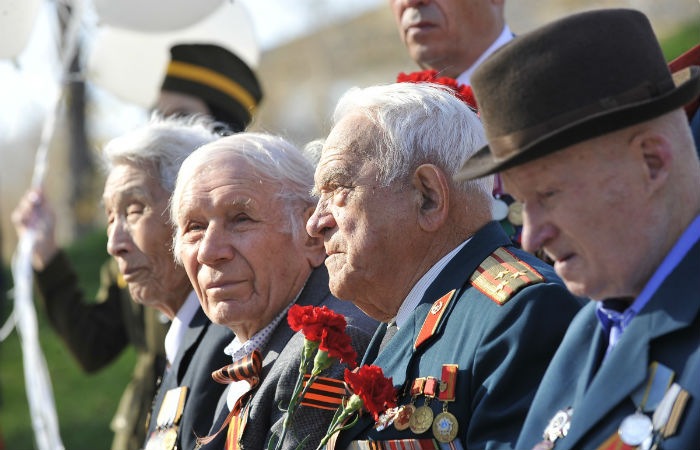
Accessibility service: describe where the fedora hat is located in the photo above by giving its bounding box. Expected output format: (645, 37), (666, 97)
(455, 8), (700, 181)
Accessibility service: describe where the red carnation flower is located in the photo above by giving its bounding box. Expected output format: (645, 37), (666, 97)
(344, 366), (397, 421)
(320, 328), (358, 369)
(397, 69), (477, 111)
(288, 304), (347, 342)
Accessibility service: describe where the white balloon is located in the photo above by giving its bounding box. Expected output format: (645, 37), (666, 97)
(93, 0), (225, 33)
(0, 0), (41, 59)
(87, 1), (259, 107)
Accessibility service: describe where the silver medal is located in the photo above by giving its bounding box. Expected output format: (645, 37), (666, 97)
(618, 412), (652, 446)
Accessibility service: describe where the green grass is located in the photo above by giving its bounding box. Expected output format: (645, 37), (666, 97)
(0, 229), (136, 450)
(661, 21), (699, 62)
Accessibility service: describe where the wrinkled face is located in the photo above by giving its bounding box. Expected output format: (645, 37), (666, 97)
(306, 115), (417, 320)
(502, 136), (650, 300)
(104, 163), (191, 310)
(175, 156), (312, 331)
(389, 0), (499, 75)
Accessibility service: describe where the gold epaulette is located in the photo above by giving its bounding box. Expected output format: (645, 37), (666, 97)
(469, 247), (544, 305)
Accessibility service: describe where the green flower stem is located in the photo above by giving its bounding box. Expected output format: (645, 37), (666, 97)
(273, 339), (319, 450)
(314, 395), (363, 450)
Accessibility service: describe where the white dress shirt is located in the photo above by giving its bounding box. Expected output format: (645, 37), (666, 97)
(456, 25), (513, 86)
(224, 281), (307, 411)
(163, 291), (200, 366)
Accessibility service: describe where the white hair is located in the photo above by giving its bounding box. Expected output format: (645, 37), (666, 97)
(302, 138), (325, 168)
(332, 82), (493, 199)
(101, 114), (221, 193)
(170, 132), (316, 260)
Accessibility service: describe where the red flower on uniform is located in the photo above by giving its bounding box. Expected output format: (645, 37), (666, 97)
(320, 328), (358, 368)
(344, 366), (397, 421)
(288, 304), (347, 342)
(397, 69), (477, 111)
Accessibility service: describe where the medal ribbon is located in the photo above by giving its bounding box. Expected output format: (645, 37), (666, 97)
(411, 378), (426, 397)
(424, 377), (439, 399)
(438, 365), (457, 402)
(631, 362), (674, 413)
(197, 350), (263, 447)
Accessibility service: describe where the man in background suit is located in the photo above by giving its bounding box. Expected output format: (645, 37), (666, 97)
(457, 9), (700, 450)
(306, 82), (582, 449)
(170, 133), (377, 450)
(388, 0), (525, 244)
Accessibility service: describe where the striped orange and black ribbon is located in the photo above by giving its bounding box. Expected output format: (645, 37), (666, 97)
(300, 375), (347, 411)
(212, 350), (263, 392)
(197, 350), (263, 449)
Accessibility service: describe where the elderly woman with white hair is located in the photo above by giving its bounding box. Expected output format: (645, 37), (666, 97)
(169, 132), (378, 450)
(12, 115), (233, 450)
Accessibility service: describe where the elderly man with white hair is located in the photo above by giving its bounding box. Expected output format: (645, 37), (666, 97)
(13, 116), (234, 450)
(170, 133), (377, 450)
(305, 82), (583, 449)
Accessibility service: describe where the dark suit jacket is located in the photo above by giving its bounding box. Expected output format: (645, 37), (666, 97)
(145, 306), (233, 450)
(516, 240), (700, 450)
(336, 221), (584, 450)
(36, 252), (169, 450)
(201, 266), (378, 450)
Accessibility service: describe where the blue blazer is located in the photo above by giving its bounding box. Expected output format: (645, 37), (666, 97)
(516, 240), (700, 450)
(336, 221), (584, 450)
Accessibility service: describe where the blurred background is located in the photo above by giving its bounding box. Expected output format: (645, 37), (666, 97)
(0, 0), (697, 448)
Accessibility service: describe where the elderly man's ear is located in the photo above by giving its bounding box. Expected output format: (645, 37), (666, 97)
(412, 164), (450, 232)
(301, 205), (329, 268)
(630, 129), (673, 197)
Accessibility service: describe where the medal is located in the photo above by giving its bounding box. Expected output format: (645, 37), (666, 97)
(493, 198), (509, 221)
(432, 364), (459, 443)
(397, 377), (424, 431)
(617, 362), (675, 447)
(410, 377), (438, 434)
(162, 428), (178, 450)
(144, 387), (188, 450)
(534, 407), (573, 450)
(375, 406), (398, 431)
(432, 411), (459, 443)
(409, 404), (434, 434)
(618, 411), (652, 446)
(393, 404), (415, 431)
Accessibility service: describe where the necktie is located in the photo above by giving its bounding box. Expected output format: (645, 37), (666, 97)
(197, 350), (263, 449)
(378, 319), (398, 353)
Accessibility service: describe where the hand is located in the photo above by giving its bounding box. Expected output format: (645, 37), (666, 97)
(11, 189), (59, 270)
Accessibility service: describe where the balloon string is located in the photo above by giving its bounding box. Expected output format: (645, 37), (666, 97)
(12, 1), (85, 450)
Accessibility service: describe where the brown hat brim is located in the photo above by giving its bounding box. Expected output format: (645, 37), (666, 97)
(456, 65), (700, 181)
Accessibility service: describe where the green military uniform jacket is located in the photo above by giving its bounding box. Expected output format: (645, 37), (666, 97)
(36, 251), (169, 450)
(335, 221), (583, 450)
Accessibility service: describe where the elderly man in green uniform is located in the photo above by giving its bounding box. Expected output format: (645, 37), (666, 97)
(456, 9), (700, 450)
(306, 81), (583, 450)
(11, 44), (262, 449)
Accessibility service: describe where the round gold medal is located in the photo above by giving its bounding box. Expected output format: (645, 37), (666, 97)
(394, 404), (415, 431)
(432, 411), (459, 443)
(162, 428), (178, 450)
(409, 405), (434, 434)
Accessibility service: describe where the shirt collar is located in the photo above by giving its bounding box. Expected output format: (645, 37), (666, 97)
(395, 239), (470, 328)
(164, 291), (200, 365)
(456, 25), (513, 86)
(224, 278), (308, 362)
(596, 214), (700, 334)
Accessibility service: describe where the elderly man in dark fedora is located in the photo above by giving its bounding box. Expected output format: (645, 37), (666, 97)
(457, 9), (700, 450)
